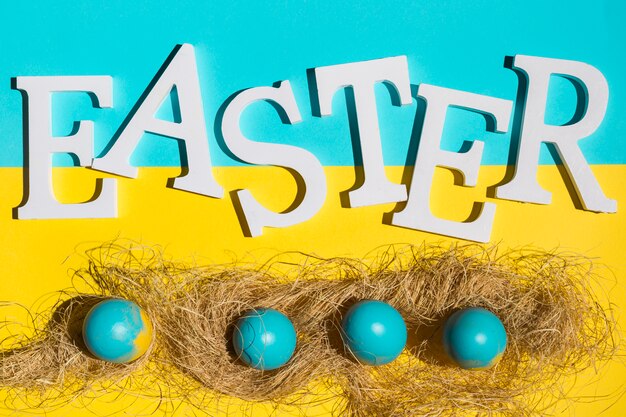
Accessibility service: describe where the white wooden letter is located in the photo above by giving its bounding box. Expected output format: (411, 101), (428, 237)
(14, 76), (116, 219)
(92, 43), (223, 198)
(392, 84), (513, 242)
(313, 56), (412, 207)
(496, 55), (616, 212)
(220, 81), (326, 236)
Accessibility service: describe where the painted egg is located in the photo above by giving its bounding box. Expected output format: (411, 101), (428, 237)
(232, 308), (297, 370)
(341, 300), (407, 366)
(442, 307), (507, 369)
(82, 299), (153, 363)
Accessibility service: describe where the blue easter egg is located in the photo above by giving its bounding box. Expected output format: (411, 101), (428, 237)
(83, 299), (153, 363)
(232, 308), (297, 370)
(442, 307), (507, 369)
(341, 300), (407, 366)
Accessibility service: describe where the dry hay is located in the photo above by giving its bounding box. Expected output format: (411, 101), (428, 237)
(0, 243), (617, 416)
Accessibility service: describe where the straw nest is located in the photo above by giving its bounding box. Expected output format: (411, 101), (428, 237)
(0, 243), (617, 416)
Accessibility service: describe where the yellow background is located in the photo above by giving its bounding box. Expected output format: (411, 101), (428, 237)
(1, 165), (625, 416)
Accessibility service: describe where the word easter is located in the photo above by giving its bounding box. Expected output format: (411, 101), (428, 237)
(13, 44), (616, 242)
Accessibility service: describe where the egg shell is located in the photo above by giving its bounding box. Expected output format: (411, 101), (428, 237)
(232, 308), (297, 370)
(341, 300), (407, 366)
(442, 307), (507, 369)
(82, 299), (153, 363)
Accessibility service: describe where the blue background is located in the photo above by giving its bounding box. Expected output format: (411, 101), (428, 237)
(0, 0), (624, 167)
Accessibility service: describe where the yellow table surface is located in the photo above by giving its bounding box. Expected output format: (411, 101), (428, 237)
(1, 165), (625, 416)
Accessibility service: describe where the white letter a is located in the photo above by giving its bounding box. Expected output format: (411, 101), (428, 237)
(93, 43), (223, 198)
